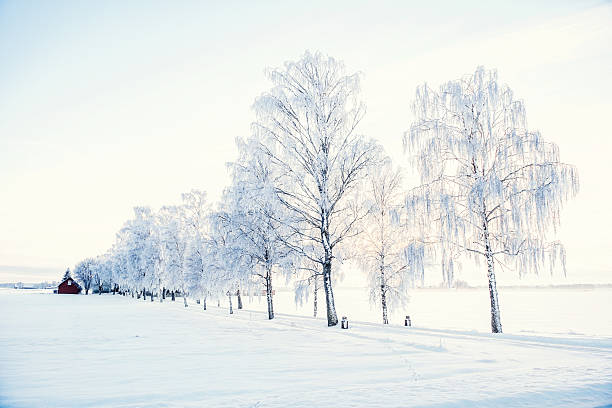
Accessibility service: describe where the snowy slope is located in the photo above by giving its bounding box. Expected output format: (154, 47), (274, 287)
(0, 291), (610, 407)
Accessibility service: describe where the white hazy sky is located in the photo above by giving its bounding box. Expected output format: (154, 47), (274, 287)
(1, 0), (611, 284)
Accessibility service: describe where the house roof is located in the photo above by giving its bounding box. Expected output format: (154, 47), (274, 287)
(59, 277), (81, 288)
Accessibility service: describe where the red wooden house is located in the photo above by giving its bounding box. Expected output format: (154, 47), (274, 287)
(57, 277), (81, 294)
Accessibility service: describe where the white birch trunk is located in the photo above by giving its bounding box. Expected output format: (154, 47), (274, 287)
(380, 265), (389, 325)
(313, 274), (318, 318)
(237, 289), (243, 310)
(483, 218), (502, 333)
(266, 267), (274, 320)
(322, 259), (338, 326)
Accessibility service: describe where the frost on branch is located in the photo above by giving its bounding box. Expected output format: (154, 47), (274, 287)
(355, 161), (424, 324)
(74, 257), (95, 295)
(253, 50), (382, 326)
(404, 66), (579, 333)
(217, 135), (298, 319)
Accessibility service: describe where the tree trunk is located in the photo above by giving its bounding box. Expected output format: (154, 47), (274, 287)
(203, 296), (207, 311)
(380, 265), (389, 324)
(313, 274), (318, 318)
(162, 287), (166, 300)
(143, 288), (146, 301)
(322, 259), (338, 326)
(228, 292), (233, 314)
(171, 291), (175, 301)
(486, 252), (502, 333)
(237, 290), (243, 310)
(183, 294), (188, 307)
(483, 219), (502, 333)
(151, 289), (154, 302)
(266, 268), (274, 320)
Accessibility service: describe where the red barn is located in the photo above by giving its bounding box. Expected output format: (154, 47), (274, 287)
(57, 277), (81, 294)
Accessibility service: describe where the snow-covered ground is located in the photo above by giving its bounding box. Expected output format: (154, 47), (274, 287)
(0, 289), (611, 407)
(249, 285), (612, 337)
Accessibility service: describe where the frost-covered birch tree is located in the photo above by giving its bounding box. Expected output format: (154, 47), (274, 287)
(108, 244), (126, 294)
(74, 257), (94, 294)
(293, 257), (324, 318)
(207, 209), (246, 314)
(356, 162), (419, 324)
(404, 67), (579, 333)
(157, 205), (187, 302)
(92, 255), (111, 295)
(181, 190), (211, 307)
(221, 135), (297, 319)
(254, 51), (381, 326)
(118, 207), (160, 301)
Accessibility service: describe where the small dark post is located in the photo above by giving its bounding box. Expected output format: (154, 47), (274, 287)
(341, 316), (349, 329)
(405, 315), (411, 327)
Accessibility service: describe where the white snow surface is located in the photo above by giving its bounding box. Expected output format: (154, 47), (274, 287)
(1, 289), (611, 407)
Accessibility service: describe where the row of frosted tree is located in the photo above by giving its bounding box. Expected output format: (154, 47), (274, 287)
(74, 51), (578, 333)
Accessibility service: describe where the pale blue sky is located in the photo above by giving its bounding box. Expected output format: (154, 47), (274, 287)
(1, 0), (610, 283)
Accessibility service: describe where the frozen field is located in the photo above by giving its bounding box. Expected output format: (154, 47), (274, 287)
(246, 285), (612, 337)
(0, 290), (611, 407)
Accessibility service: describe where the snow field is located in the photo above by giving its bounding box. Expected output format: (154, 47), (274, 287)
(247, 286), (612, 337)
(0, 290), (611, 407)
